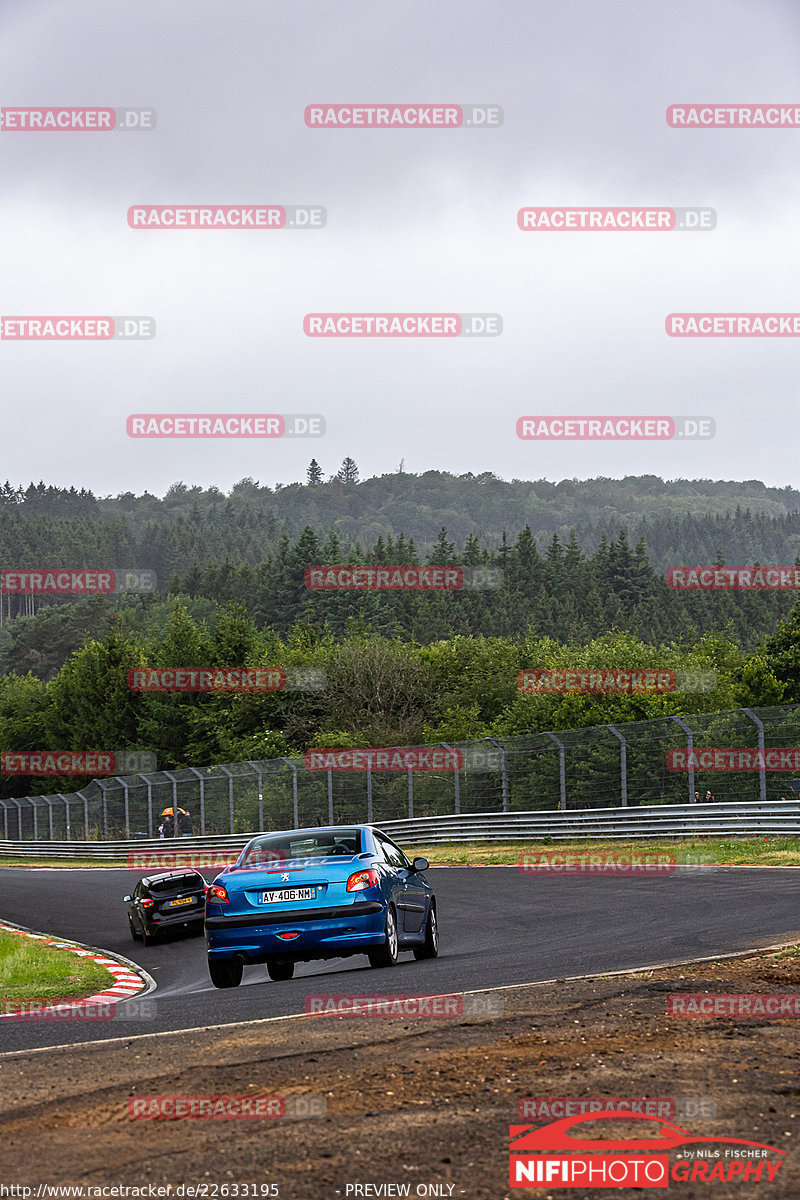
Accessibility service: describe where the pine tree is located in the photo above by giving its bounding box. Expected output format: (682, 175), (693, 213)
(337, 457), (360, 485)
(306, 459), (323, 486)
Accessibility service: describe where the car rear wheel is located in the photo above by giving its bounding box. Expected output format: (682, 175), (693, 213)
(266, 961), (295, 981)
(141, 924), (155, 946)
(128, 915), (142, 942)
(208, 957), (243, 988)
(368, 907), (399, 968)
(413, 905), (438, 960)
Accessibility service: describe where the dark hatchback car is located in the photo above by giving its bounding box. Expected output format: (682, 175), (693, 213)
(124, 870), (208, 944)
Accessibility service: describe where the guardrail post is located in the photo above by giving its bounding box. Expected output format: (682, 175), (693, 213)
(327, 767), (334, 824)
(670, 716), (695, 803)
(440, 744), (460, 814)
(742, 708), (767, 803)
(545, 733), (567, 810)
(247, 761), (264, 829)
(187, 768), (206, 834)
(219, 766), (235, 833)
(484, 736), (509, 811)
(407, 764), (414, 819)
(606, 725), (627, 807)
(281, 758), (299, 827)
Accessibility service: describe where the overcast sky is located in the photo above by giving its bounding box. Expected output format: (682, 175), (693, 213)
(1, 0), (799, 497)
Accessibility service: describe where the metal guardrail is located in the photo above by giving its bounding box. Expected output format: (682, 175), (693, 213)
(0, 802), (797, 858)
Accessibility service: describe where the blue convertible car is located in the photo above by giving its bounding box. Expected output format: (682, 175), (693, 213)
(204, 824), (438, 987)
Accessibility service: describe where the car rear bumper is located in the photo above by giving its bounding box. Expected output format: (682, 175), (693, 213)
(205, 900), (386, 961)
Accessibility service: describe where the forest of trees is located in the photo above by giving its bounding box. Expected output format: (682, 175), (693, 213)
(3, 469), (800, 799)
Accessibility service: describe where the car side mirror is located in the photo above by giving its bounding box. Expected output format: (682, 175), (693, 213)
(123, 895), (132, 903)
(411, 857), (429, 872)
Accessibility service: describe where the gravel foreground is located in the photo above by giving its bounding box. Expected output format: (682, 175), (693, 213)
(1, 947), (799, 1199)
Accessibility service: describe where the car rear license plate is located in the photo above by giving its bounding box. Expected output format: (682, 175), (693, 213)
(261, 887), (316, 903)
(169, 896), (195, 907)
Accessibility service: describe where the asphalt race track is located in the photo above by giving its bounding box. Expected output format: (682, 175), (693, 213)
(1, 864), (799, 1054)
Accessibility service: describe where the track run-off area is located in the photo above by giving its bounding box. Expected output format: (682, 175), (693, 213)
(1, 864), (799, 1054)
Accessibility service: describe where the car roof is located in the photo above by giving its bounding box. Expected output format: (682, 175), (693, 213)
(247, 824), (371, 839)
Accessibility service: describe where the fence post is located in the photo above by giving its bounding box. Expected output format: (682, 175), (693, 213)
(606, 725), (628, 808)
(40, 796), (53, 840)
(13, 799), (23, 839)
(281, 758), (299, 827)
(366, 762), (373, 823)
(137, 774), (154, 837)
(163, 771), (180, 837)
(59, 794), (70, 840)
(742, 708), (767, 804)
(77, 790), (90, 839)
(407, 764), (414, 819)
(114, 777), (130, 835)
(187, 768), (206, 834)
(484, 736), (509, 811)
(545, 733), (567, 810)
(219, 766), (235, 833)
(247, 761), (264, 829)
(671, 716), (695, 803)
(327, 767), (334, 825)
(1, 799), (9, 839)
(31, 797), (39, 841)
(440, 744), (460, 814)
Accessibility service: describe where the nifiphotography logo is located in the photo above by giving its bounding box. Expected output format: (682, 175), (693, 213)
(509, 1112), (785, 1188)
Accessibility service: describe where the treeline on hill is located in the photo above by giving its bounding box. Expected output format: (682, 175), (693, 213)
(1, 526), (799, 678)
(2, 470), (800, 581)
(2, 591), (800, 798)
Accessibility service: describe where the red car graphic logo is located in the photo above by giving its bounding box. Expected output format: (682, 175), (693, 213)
(510, 1110), (785, 1155)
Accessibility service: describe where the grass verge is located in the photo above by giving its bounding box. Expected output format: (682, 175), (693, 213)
(0, 927), (115, 1000)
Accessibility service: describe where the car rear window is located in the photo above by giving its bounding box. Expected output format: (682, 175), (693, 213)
(147, 873), (204, 893)
(240, 830), (363, 866)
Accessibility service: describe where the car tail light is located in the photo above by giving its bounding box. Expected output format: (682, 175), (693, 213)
(277, 931), (300, 940)
(346, 868), (379, 892)
(206, 884), (229, 904)
(203, 884), (209, 896)
(141, 898), (155, 908)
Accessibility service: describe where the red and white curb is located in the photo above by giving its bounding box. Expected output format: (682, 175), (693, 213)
(0, 919), (153, 1015)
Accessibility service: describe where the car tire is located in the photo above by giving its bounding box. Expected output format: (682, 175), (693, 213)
(413, 904), (439, 960)
(266, 961), (295, 981)
(368, 906), (399, 968)
(208, 957), (243, 989)
(141, 924), (154, 946)
(128, 915), (142, 942)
